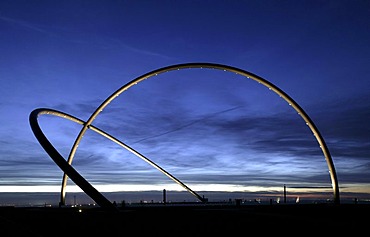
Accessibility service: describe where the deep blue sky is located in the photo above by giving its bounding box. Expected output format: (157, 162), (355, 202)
(0, 0), (369, 205)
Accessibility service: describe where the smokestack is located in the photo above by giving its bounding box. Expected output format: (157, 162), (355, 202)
(163, 189), (166, 204)
(284, 184), (286, 203)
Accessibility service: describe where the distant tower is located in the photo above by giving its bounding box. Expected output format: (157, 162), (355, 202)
(163, 189), (166, 204)
(284, 184), (287, 203)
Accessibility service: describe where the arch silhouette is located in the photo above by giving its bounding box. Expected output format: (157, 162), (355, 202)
(30, 108), (205, 206)
(30, 62), (340, 210)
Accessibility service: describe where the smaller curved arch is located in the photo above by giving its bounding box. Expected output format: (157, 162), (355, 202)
(29, 108), (118, 211)
(30, 108), (206, 207)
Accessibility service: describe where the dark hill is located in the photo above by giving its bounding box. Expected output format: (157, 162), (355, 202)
(0, 203), (368, 236)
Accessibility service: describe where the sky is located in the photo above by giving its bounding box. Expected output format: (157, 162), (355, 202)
(0, 0), (369, 206)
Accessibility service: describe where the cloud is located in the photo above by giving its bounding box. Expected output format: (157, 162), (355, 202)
(310, 93), (370, 160)
(0, 15), (48, 33)
(130, 106), (243, 144)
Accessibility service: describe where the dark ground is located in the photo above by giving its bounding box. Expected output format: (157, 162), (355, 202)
(0, 203), (369, 236)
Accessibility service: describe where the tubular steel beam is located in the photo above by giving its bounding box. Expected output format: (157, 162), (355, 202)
(30, 62), (340, 208)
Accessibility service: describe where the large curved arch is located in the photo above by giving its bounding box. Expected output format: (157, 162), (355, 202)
(31, 62), (340, 208)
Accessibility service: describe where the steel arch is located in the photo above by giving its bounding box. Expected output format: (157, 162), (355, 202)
(29, 108), (205, 207)
(30, 62), (340, 209)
